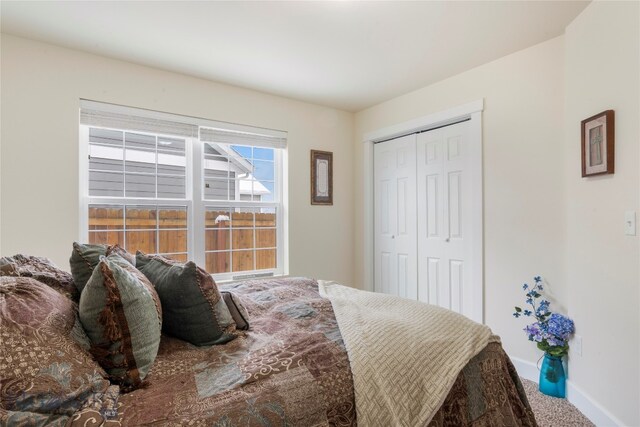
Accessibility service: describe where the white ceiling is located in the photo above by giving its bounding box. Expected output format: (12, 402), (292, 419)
(1, 1), (588, 112)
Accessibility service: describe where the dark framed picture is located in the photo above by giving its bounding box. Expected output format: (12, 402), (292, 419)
(581, 110), (614, 177)
(310, 150), (333, 205)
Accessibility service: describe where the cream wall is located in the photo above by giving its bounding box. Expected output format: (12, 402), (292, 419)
(0, 34), (355, 286)
(564, 2), (639, 425)
(354, 36), (567, 365)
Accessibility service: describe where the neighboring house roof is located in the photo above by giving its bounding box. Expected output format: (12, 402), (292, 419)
(212, 143), (253, 173)
(238, 174), (270, 195)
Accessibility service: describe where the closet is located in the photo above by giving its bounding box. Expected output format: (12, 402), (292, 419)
(373, 119), (482, 321)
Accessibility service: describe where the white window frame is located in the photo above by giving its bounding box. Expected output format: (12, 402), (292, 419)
(79, 119), (287, 282)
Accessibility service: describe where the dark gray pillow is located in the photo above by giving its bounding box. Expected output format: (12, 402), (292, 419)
(135, 252), (237, 346)
(70, 242), (135, 293)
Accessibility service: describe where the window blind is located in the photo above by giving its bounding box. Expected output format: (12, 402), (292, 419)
(80, 108), (199, 138)
(80, 100), (287, 147)
(199, 127), (287, 149)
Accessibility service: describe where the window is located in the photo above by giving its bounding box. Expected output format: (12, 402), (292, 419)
(81, 101), (286, 280)
(202, 142), (278, 275)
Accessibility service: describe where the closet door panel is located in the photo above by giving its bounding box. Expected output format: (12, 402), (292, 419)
(417, 130), (446, 304)
(374, 134), (417, 299)
(417, 121), (473, 318)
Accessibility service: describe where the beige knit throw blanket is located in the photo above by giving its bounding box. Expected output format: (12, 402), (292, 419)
(318, 281), (499, 427)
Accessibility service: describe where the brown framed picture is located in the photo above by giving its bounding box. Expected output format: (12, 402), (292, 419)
(581, 110), (614, 177)
(310, 150), (333, 205)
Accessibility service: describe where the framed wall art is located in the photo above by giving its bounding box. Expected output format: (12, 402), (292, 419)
(581, 110), (614, 177)
(310, 150), (333, 205)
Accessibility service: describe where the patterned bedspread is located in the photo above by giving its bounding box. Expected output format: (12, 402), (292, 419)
(71, 277), (356, 426)
(70, 277), (536, 426)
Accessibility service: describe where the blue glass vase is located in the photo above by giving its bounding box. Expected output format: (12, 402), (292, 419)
(539, 353), (566, 398)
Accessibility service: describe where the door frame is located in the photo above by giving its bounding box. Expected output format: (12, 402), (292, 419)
(362, 99), (485, 323)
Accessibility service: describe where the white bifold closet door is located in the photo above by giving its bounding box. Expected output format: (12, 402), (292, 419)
(373, 134), (418, 299)
(374, 120), (476, 320)
(416, 121), (473, 317)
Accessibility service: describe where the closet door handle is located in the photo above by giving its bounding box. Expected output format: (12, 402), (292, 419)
(391, 235), (395, 239)
(445, 238), (450, 242)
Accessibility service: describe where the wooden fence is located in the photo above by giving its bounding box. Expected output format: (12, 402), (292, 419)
(88, 207), (276, 274)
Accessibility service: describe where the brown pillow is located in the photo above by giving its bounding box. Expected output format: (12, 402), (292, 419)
(0, 254), (77, 300)
(0, 276), (116, 424)
(221, 291), (250, 330)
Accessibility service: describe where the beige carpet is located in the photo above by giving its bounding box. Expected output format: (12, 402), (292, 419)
(522, 379), (595, 427)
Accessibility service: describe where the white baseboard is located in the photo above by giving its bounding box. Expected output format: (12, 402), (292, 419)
(511, 356), (540, 383)
(510, 357), (624, 427)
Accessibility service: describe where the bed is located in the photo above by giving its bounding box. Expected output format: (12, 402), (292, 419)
(0, 259), (536, 426)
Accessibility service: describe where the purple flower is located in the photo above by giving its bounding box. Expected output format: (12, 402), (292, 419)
(524, 323), (543, 342)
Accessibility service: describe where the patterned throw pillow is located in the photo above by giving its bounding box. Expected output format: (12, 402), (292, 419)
(0, 276), (115, 425)
(221, 291), (251, 330)
(0, 254), (77, 300)
(69, 242), (135, 293)
(79, 254), (162, 391)
(136, 252), (237, 346)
